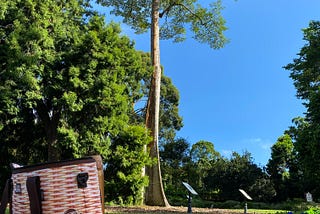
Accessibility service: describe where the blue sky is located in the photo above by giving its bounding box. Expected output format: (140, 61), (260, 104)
(101, 1), (320, 166)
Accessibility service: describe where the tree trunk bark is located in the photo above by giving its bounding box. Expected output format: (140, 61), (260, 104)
(36, 101), (60, 162)
(145, 0), (170, 207)
(46, 120), (60, 162)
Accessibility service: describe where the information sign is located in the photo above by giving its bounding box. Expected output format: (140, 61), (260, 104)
(306, 192), (313, 202)
(182, 182), (198, 195)
(239, 189), (252, 201)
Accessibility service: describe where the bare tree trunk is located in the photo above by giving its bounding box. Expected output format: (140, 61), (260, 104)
(144, 0), (169, 207)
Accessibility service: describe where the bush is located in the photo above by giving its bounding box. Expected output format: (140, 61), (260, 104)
(104, 126), (152, 205)
(304, 208), (320, 214)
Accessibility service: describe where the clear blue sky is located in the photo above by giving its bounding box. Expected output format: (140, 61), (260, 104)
(100, 1), (320, 166)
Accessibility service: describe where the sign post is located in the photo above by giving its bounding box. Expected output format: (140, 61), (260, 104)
(306, 192), (313, 202)
(182, 182), (198, 213)
(239, 189), (252, 214)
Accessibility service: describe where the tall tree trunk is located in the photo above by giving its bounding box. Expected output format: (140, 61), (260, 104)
(46, 121), (60, 162)
(36, 101), (60, 162)
(145, 0), (170, 207)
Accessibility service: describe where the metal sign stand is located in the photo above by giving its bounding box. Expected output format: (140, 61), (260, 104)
(187, 191), (192, 213)
(239, 189), (252, 214)
(182, 182), (198, 213)
(244, 201), (248, 214)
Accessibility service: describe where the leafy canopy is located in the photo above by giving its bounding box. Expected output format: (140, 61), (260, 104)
(285, 21), (320, 199)
(0, 0), (150, 160)
(96, 0), (228, 49)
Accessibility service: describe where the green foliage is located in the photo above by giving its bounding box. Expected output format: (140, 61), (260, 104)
(284, 21), (320, 102)
(160, 137), (190, 201)
(0, 0), (157, 198)
(159, 138), (275, 203)
(159, 76), (183, 142)
(96, 0), (228, 49)
(304, 208), (320, 214)
(266, 134), (295, 201)
(204, 151), (267, 201)
(0, 0), (186, 201)
(191, 140), (220, 163)
(284, 21), (320, 199)
(96, 0), (228, 206)
(132, 64), (184, 144)
(104, 125), (153, 205)
(189, 140), (220, 191)
(0, 0), (149, 160)
(249, 177), (276, 202)
(300, 204), (320, 214)
(160, 137), (190, 168)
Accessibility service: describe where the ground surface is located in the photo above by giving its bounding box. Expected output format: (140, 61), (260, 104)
(105, 206), (243, 213)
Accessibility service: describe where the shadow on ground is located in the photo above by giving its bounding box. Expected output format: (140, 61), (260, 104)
(105, 206), (243, 213)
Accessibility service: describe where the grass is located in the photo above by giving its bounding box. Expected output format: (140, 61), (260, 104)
(1, 206), (296, 214)
(104, 205), (291, 213)
(247, 209), (288, 214)
(3, 200), (313, 213)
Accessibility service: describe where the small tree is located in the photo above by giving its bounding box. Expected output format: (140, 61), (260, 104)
(105, 125), (153, 205)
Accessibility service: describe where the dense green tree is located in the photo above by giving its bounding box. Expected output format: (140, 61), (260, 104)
(204, 151), (264, 201)
(266, 134), (294, 201)
(190, 140), (220, 191)
(200, 156), (227, 201)
(286, 117), (310, 192)
(286, 117), (317, 198)
(159, 137), (190, 204)
(104, 125), (153, 205)
(191, 140), (220, 163)
(248, 176), (276, 202)
(160, 138), (190, 169)
(0, 0), (148, 161)
(284, 21), (320, 199)
(96, 0), (228, 206)
(0, 0), (155, 200)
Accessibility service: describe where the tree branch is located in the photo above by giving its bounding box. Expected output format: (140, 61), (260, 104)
(176, 3), (206, 25)
(159, 3), (207, 26)
(0, 24), (13, 28)
(159, 3), (175, 18)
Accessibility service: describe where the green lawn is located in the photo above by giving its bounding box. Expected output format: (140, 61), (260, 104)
(247, 209), (288, 214)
